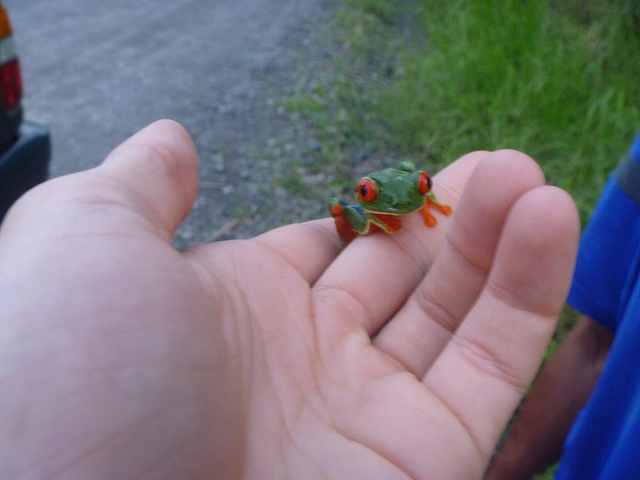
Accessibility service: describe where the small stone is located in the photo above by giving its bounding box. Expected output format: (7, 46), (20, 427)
(212, 153), (225, 173)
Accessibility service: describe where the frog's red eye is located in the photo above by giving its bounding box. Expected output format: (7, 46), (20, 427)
(419, 172), (432, 195)
(357, 178), (377, 202)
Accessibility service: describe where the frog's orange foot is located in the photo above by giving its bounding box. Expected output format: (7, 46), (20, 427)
(423, 208), (438, 227)
(427, 197), (453, 216)
(422, 200), (453, 227)
(435, 203), (453, 216)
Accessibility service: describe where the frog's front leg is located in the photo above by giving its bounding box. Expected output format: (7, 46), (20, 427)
(421, 191), (453, 227)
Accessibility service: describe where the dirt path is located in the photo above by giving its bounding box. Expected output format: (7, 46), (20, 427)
(6, 0), (339, 247)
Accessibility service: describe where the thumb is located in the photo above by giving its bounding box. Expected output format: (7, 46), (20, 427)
(3, 119), (199, 245)
(98, 119), (200, 242)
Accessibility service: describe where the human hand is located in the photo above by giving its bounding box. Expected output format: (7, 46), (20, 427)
(0, 120), (579, 479)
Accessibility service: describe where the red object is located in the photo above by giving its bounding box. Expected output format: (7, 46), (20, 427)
(419, 172), (432, 195)
(371, 213), (403, 233)
(357, 178), (377, 202)
(0, 57), (22, 111)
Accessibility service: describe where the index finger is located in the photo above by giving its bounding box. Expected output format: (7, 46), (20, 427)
(250, 218), (342, 285)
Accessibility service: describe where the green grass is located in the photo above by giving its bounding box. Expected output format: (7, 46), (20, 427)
(376, 0), (640, 220)
(289, 0), (640, 220)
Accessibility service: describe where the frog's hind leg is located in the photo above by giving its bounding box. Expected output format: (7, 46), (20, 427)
(371, 213), (403, 233)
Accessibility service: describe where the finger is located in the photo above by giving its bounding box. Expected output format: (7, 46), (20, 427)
(251, 218), (343, 285)
(2, 120), (199, 247)
(98, 119), (200, 242)
(374, 150), (545, 375)
(312, 152), (487, 337)
(423, 186), (580, 460)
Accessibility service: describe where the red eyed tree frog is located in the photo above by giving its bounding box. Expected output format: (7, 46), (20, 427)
(329, 161), (452, 244)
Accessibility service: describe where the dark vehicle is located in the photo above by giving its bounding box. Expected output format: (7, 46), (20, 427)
(0, 1), (50, 221)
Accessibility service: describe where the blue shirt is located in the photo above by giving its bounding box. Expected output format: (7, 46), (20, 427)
(555, 132), (640, 479)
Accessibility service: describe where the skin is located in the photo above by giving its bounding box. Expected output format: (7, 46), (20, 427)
(483, 315), (614, 479)
(0, 120), (579, 479)
(329, 163), (452, 243)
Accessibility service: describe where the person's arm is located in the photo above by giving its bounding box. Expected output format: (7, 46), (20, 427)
(484, 315), (614, 479)
(0, 122), (581, 478)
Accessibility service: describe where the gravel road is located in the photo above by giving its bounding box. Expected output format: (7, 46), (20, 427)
(5, 0), (341, 248)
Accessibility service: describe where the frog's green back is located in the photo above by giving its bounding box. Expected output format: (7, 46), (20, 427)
(357, 168), (425, 214)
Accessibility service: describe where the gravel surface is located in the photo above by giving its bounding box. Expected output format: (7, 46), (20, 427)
(6, 0), (354, 249)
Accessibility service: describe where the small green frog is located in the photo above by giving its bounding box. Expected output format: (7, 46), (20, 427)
(329, 161), (452, 244)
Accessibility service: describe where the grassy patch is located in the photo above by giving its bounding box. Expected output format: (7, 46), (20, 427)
(378, 0), (640, 220)
(288, 0), (640, 219)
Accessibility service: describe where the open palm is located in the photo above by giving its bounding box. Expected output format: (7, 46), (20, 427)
(0, 120), (579, 479)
